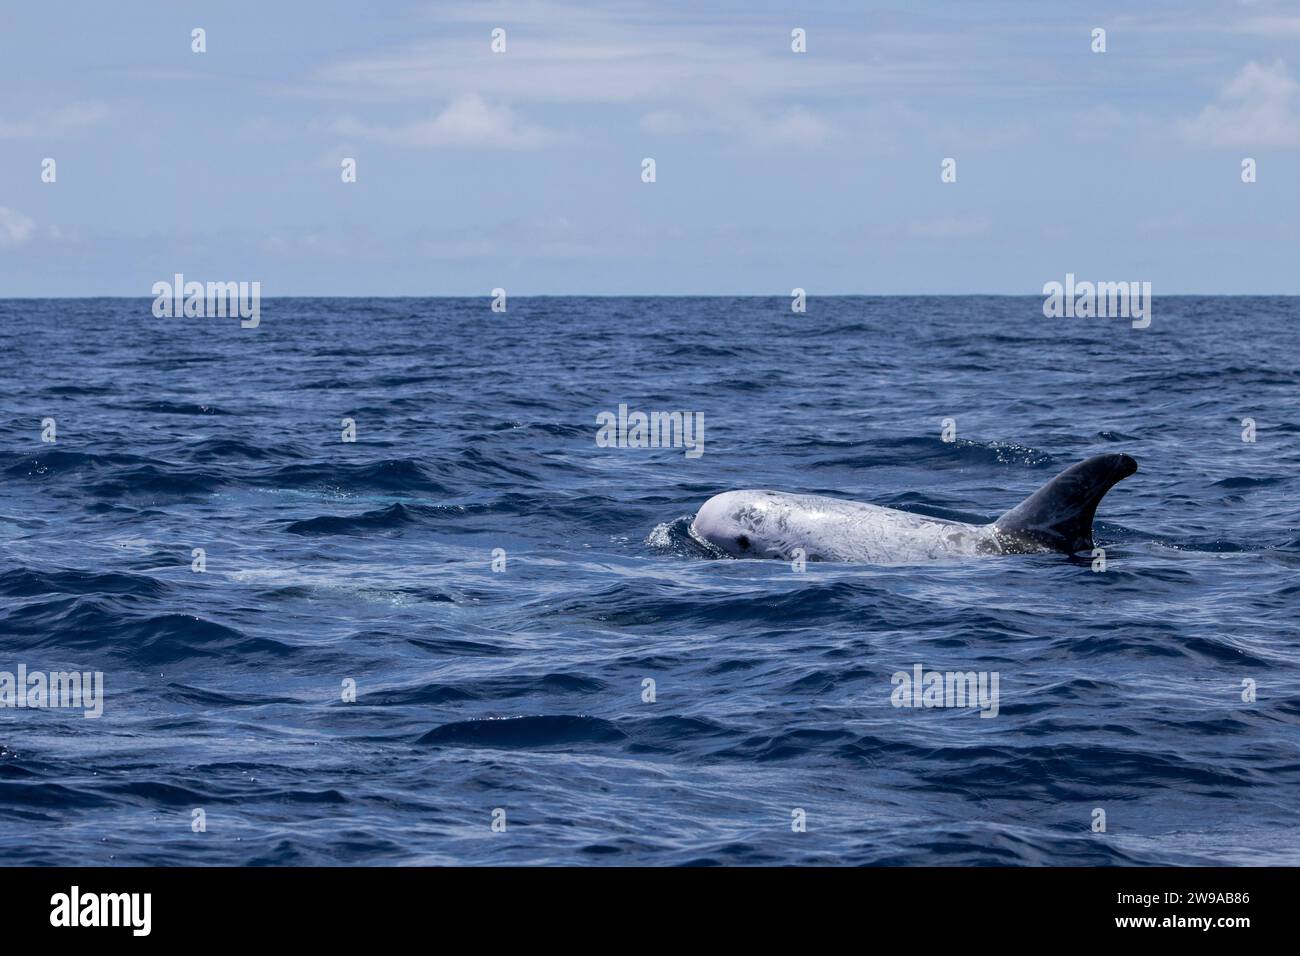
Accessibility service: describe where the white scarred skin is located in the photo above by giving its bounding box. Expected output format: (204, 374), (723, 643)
(691, 455), (1136, 564)
(691, 490), (1009, 565)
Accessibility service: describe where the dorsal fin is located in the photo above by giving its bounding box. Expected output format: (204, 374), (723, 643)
(993, 454), (1137, 553)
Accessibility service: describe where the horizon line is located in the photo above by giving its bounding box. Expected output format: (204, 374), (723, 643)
(3, 293), (1298, 300)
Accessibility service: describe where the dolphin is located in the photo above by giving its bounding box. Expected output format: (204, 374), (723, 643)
(690, 453), (1137, 564)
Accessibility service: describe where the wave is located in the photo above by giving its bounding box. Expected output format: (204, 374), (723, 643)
(1, 598), (294, 666)
(807, 436), (1056, 470)
(0, 567), (167, 599)
(417, 715), (628, 747)
(116, 401), (233, 416)
(267, 459), (453, 494)
(284, 502), (417, 535)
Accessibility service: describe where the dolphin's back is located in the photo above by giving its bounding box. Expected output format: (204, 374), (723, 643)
(714, 490), (995, 563)
(691, 453), (1138, 564)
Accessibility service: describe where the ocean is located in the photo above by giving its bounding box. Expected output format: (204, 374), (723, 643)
(1, 295), (1297, 865)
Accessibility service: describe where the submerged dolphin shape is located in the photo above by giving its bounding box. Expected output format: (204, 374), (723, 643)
(691, 453), (1137, 564)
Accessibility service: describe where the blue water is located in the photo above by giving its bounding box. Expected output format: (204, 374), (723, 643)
(1, 296), (1297, 866)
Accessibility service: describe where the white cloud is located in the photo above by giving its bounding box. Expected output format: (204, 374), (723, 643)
(0, 102), (111, 141)
(1235, 16), (1300, 36)
(638, 110), (688, 135)
(1182, 60), (1300, 147)
(0, 208), (36, 245)
(313, 39), (869, 107)
(316, 143), (359, 170)
(290, 2), (951, 150)
(333, 94), (558, 149)
(301, 6), (884, 108)
(639, 103), (832, 148)
(1225, 59), (1298, 100)
(760, 107), (832, 147)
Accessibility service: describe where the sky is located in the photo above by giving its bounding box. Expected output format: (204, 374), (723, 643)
(1, 0), (1298, 295)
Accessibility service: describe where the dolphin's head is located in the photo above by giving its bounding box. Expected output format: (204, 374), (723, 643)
(691, 490), (787, 558)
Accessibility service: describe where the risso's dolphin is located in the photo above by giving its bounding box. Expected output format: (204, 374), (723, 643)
(690, 453), (1137, 564)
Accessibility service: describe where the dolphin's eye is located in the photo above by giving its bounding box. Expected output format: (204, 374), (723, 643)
(736, 535), (751, 550)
